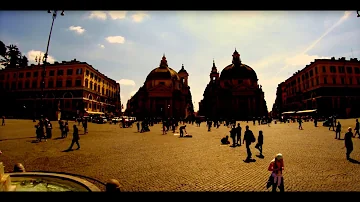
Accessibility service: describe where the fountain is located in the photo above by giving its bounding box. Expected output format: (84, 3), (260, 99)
(0, 162), (101, 192)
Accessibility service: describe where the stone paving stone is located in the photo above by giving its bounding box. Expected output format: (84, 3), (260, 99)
(0, 119), (360, 191)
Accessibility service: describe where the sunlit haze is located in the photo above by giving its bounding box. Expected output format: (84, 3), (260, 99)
(1, 11), (359, 111)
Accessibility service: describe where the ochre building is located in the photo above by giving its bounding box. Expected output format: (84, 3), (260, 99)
(273, 57), (360, 118)
(0, 59), (121, 120)
(125, 55), (194, 119)
(198, 49), (268, 120)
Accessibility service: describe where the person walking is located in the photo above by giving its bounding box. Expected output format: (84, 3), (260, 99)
(267, 153), (285, 192)
(1, 116), (5, 126)
(329, 117), (335, 131)
(230, 125), (237, 147)
(354, 119), (359, 138)
(344, 127), (354, 160)
(255, 130), (264, 157)
(83, 119), (88, 134)
(179, 125), (187, 138)
(335, 121), (341, 139)
(236, 123), (242, 146)
(298, 118), (303, 130)
(68, 125), (80, 150)
(243, 125), (255, 162)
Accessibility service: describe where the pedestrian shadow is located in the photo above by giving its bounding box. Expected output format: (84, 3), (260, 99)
(53, 137), (64, 140)
(30, 140), (40, 143)
(348, 158), (360, 164)
(243, 159), (256, 163)
(256, 155), (265, 159)
(62, 149), (74, 152)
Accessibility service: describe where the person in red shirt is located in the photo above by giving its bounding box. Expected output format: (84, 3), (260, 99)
(268, 153), (285, 192)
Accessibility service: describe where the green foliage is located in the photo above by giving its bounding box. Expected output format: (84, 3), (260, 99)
(0, 40), (28, 69)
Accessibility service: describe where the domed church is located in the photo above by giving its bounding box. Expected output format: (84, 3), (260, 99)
(198, 49), (268, 120)
(125, 55), (194, 119)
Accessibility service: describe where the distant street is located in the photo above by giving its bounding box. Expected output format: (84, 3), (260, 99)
(1, 119), (360, 191)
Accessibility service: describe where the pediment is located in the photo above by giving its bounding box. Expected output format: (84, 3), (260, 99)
(148, 84), (172, 92)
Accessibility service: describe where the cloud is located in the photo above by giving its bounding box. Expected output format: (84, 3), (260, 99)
(105, 36), (125, 44)
(27, 50), (56, 64)
(117, 79), (136, 86)
(88, 11), (107, 20)
(108, 11), (127, 20)
(68, 26), (86, 34)
(98, 44), (105, 49)
(131, 12), (149, 23)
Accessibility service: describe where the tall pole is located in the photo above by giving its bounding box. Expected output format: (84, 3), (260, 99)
(40, 10), (64, 119)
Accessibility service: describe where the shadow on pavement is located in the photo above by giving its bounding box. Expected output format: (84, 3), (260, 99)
(62, 149), (74, 152)
(243, 159), (256, 163)
(53, 137), (64, 140)
(348, 158), (360, 164)
(256, 154), (265, 159)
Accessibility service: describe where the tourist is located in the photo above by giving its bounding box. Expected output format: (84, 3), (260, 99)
(179, 125), (187, 138)
(46, 120), (53, 139)
(255, 130), (264, 157)
(236, 123), (242, 146)
(221, 136), (230, 144)
(1, 116), (5, 126)
(329, 116), (335, 131)
(230, 125), (237, 147)
(106, 179), (121, 192)
(83, 118), (88, 134)
(344, 127), (354, 160)
(68, 125), (80, 150)
(65, 121), (69, 137)
(162, 121), (167, 135)
(354, 119), (359, 138)
(207, 120), (212, 132)
(61, 122), (67, 138)
(314, 117), (318, 127)
(267, 153), (285, 192)
(13, 163), (26, 172)
(136, 121), (140, 132)
(335, 121), (341, 139)
(298, 118), (303, 130)
(243, 125), (255, 162)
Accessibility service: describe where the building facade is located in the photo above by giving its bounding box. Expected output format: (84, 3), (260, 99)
(273, 57), (360, 118)
(125, 55), (194, 119)
(198, 49), (268, 120)
(0, 59), (121, 120)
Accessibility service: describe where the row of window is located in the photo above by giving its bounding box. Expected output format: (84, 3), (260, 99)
(286, 77), (360, 95)
(0, 69), (83, 80)
(1, 79), (83, 90)
(286, 66), (360, 88)
(85, 70), (115, 90)
(84, 79), (117, 97)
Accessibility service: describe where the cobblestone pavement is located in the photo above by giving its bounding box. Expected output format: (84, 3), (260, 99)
(1, 119), (360, 191)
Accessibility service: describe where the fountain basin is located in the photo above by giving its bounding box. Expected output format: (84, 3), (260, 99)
(8, 172), (101, 192)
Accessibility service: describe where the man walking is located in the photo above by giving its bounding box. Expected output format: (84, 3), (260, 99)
(179, 125), (187, 138)
(1, 116), (5, 126)
(236, 123), (242, 146)
(344, 127), (354, 160)
(68, 125), (80, 150)
(354, 119), (359, 138)
(335, 121), (341, 139)
(243, 125), (255, 162)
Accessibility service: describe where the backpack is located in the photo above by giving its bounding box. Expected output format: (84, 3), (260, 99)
(251, 132), (256, 143)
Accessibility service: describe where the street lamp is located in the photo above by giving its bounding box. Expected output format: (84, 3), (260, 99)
(40, 10), (64, 118)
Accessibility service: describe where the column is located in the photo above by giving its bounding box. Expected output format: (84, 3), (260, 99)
(165, 99), (168, 117)
(169, 99), (173, 117)
(248, 97), (251, 116)
(152, 99), (156, 115)
(252, 97), (256, 117)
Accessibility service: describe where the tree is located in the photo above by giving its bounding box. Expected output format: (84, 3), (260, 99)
(0, 40), (6, 57)
(21, 55), (28, 67)
(0, 43), (23, 69)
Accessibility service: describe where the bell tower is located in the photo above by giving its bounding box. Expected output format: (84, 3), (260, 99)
(178, 64), (189, 87)
(232, 48), (241, 65)
(210, 59), (219, 83)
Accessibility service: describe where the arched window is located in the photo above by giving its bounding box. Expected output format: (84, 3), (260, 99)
(88, 94), (93, 100)
(90, 81), (93, 90)
(85, 79), (89, 88)
(94, 83), (97, 91)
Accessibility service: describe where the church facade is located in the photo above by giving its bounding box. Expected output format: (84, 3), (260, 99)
(198, 49), (268, 120)
(125, 55), (194, 119)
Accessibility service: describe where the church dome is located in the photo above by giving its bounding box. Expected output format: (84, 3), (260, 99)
(219, 49), (258, 81)
(145, 55), (180, 81)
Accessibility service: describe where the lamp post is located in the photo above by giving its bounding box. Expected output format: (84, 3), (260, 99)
(39, 10), (64, 119)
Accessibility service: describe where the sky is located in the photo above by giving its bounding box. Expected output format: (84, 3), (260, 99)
(1, 11), (359, 112)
